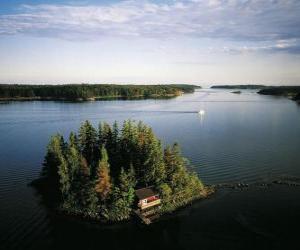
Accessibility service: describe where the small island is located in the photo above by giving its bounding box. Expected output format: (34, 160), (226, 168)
(0, 84), (198, 101)
(34, 120), (211, 224)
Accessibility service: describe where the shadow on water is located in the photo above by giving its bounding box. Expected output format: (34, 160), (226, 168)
(29, 177), (300, 250)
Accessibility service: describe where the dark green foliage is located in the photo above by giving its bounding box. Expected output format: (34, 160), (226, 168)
(69, 132), (78, 149)
(95, 147), (112, 201)
(42, 134), (65, 195)
(105, 168), (136, 221)
(58, 156), (71, 198)
(258, 86), (300, 102)
(78, 120), (97, 166)
(41, 120), (205, 222)
(0, 84), (198, 100)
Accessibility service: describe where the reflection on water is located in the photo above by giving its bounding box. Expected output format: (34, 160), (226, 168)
(1, 89), (300, 249)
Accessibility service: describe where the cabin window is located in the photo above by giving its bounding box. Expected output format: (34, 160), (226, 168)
(143, 199), (147, 204)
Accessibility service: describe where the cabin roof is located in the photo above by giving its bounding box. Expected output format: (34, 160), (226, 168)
(135, 186), (158, 200)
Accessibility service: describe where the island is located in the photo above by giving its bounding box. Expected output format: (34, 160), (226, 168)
(0, 84), (199, 101)
(33, 120), (212, 224)
(258, 86), (300, 102)
(211, 84), (265, 89)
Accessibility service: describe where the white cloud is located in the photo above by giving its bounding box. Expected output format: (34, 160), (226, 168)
(0, 0), (300, 51)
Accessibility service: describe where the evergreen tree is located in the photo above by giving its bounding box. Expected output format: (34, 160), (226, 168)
(119, 167), (136, 194)
(62, 144), (82, 209)
(78, 120), (97, 165)
(120, 120), (138, 169)
(43, 134), (63, 176)
(98, 122), (112, 147)
(138, 126), (166, 185)
(76, 156), (91, 208)
(41, 119), (206, 221)
(95, 147), (112, 201)
(42, 134), (65, 192)
(109, 121), (121, 176)
(57, 155), (70, 198)
(112, 121), (119, 146)
(164, 143), (187, 191)
(86, 180), (99, 218)
(106, 168), (136, 221)
(159, 183), (172, 209)
(66, 146), (81, 181)
(69, 131), (78, 149)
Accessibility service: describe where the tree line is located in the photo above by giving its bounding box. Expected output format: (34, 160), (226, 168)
(258, 86), (300, 101)
(0, 84), (198, 100)
(41, 120), (205, 221)
(211, 85), (266, 89)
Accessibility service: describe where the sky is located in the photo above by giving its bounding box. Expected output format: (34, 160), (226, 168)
(0, 0), (300, 85)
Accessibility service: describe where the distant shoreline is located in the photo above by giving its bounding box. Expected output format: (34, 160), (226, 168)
(0, 94), (182, 102)
(0, 84), (199, 102)
(210, 85), (266, 89)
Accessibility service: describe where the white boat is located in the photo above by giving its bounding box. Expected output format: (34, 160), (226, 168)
(198, 110), (205, 115)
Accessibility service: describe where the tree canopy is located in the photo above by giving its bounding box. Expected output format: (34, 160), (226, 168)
(0, 84), (198, 100)
(41, 120), (206, 221)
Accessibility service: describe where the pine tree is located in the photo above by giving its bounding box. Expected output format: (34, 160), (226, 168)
(57, 155), (70, 198)
(43, 134), (63, 176)
(159, 183), (172, 208)
(76, 156), (91, 208)
(62, 144), (82, 209)
(106, 167), (136, 221)
(41, 119), (206, 221)
(69, 131), (78, 149)
(42, 134), (65, 192)
(79, 156), (90, 177)
(119, 167), (136, 193)
(95, 147), (112, 201)
(164, 144), (185, 180)
(163, 143), (204, 202)
(112, 121), (119, 146)
(86, 180), (99, 217)
(67, 146), (81, 181)
(98, 122), (112, 147)
(109, 121), (121, 175)
(139, 126), (166, 185)
(120, 120), (138, 169)
(78, 120), (97, 165)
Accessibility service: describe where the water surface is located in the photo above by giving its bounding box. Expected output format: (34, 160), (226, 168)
(1, 89), (300, 249)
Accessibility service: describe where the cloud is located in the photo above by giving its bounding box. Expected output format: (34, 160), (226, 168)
(211, 39), (300, 55)
(0, 0), (300, 51)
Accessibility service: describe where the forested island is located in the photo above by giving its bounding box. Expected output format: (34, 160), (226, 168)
(211, 85), (265, 89)
(34, 120), (210, 223)
(258, 86), (300, 102)
(0, 84), (198, 101)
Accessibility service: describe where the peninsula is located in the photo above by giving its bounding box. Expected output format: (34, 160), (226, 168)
(258, 86), (300, 102)
(35, 120), (211, 223)
(0, 84), (198, 101)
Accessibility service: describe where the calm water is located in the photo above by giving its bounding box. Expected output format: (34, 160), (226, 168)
(1, 89), (300, 249)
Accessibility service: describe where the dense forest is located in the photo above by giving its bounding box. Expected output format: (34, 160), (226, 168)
(211, 85), (265, 89)
(0, 84), (198, 100)
(39, 120), (208, 222)
(258, 86), (300, 101)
